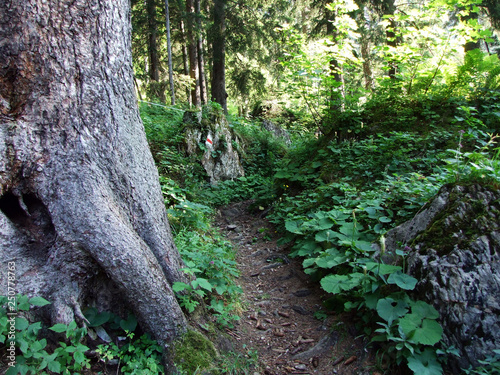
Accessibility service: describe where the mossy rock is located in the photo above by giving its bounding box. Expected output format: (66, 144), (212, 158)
(173, 329), (218, 373)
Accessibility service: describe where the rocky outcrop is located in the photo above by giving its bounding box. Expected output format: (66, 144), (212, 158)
(262, 120), (291, 145)
(183, 106), (244, 185)
(383, 183), (500, 372)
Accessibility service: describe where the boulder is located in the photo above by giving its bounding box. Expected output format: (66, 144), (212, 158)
(262, 119), (291, 145)
(183, 106), (244, 185)
(383, 183), (500, 372)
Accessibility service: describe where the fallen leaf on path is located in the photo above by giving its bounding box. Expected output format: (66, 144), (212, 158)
(343, 355), (357, 366)
(332, 356), (345, 366)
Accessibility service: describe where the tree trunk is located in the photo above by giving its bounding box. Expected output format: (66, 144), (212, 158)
(165, 0), (176, 105)
(326, 12), (343, 112)
(211, 0), (228, 114)
(180, 19), (192, 105)
(147, 0), (166, 102)
(195, 0), (207, 105)
(382, 0), (398, 80)
(360, 13), (374, 91)
(186, 0), (200, 106)
(0, 0), (187, 348)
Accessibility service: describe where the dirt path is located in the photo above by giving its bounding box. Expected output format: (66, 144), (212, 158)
(215, 201), (375, 375)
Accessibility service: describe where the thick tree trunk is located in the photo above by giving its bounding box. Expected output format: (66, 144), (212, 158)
(0, 0), (187, 347)
(211, 0), (228, 114)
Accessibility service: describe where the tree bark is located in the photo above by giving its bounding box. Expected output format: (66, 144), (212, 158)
(326, 12), (343, 112)
(0, 0), (187, 347)
(194, 0), (207, 105)
(195, 0), (207, 105)
(165, 0), (176, 105)
(211, 0), (228, 114)
(381, 0), (398, 80)
(147, 0), (166, 102)
(180, 19), (192, 105)
(186, 0), (200, 106)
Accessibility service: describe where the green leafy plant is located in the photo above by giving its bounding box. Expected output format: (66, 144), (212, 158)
(1, 295), (90, 375)
(96, 330), (164, 375)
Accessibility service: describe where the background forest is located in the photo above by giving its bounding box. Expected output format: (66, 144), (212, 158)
(134, 0), (500, 374)
(132, 0), (500, 373)
(2, 0), (500, 374)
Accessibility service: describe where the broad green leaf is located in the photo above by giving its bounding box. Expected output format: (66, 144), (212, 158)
(315, 254), (348, 269)
(215, 284), (226, 295)
(387, 271), (418, 290)
(364, 207), (380, 218)
(376, 298), (409, 325)
(285, 220), (303, 234)
(315, 230), (341, 243)
(194, 278), (213, 291)
(15, 317), (29, 330)
(365, 262), (402, 275)
(354, 240), (374, 253)
(89, 311), (111, 328)
(399, 314), (443, 345)
(339, 222), (358, 237)
(49, 323), (68, 333)
(407, 348), (443, 375)
(6, 365), (21, 375)
(410, 300), (439, 319)
(29, 296), (51, 307)
(74, 350), (86, 364)
(303, 258), (317, 268)
(295, 240), (322, 257)
(19, 338), (29, 353)
(379, 216), (392, 223)
(172, 282), (189, 292)
(30, 338), (47, 352)
(316, 217), (335, 230)
(48, 359), (62, 373)
(320, 275), (358, 294)
(16, 296), (30, 311)
(364, 292), (382, 310)
(120, 314), (137, 332)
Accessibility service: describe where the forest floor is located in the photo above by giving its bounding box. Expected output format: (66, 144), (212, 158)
(215, 200), (380, 375)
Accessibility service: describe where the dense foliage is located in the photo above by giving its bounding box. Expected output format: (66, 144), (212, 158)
(134, 75), (499, 373)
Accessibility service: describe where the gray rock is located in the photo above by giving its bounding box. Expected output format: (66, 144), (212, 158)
(262, 119), (291, 145)
(183, 107), (244, 185)
(383, 183), (500, 372)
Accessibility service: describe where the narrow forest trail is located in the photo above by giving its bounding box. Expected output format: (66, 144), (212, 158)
(215, 201), (376, 375)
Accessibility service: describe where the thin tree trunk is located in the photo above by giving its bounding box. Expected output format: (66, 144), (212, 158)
(165, 0), (175, 105)
(147, 0), (166, 102)
(211, 0), (227, 114)
(382, 0), (397, 80)
(360, 19), (373, 91)
(195, 0), (207, 105)
(0, 0), (186, 348)
(186, 0), (200, 106)
(326, 13), (343, 112)
(180, 19), (192, 105)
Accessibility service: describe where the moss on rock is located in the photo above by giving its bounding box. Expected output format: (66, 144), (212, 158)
(173, 329), (218, 373)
